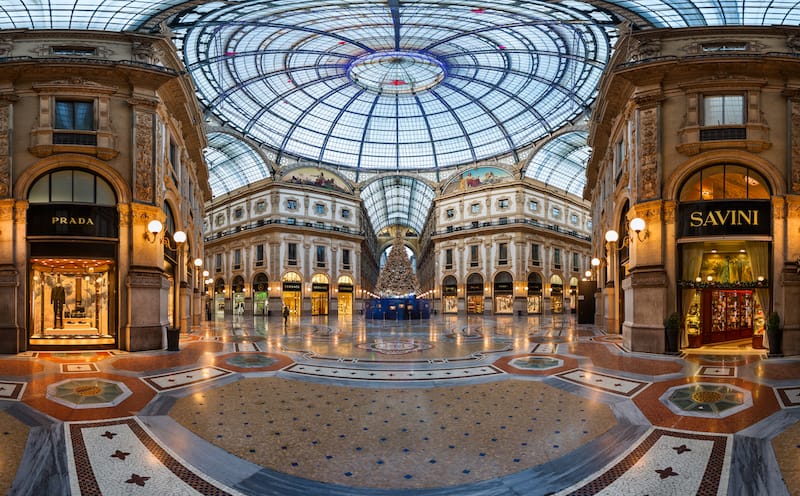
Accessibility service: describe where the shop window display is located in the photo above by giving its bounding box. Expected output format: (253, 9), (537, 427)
(30, 261), (112, 339)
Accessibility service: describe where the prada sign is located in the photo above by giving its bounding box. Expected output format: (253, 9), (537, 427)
(678, 200), (771, 238)
(27, 204), (118, 238)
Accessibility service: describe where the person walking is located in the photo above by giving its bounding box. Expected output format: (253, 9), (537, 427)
(282, 304), (289, 325)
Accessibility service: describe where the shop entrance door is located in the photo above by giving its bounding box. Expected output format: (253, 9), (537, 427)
(701, 289), (754, 343)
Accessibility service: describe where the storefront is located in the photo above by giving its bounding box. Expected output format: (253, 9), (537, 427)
(493, 272), (514, 314)
(527, 273), (542, 314)
(568, 277), (578, 313)
(442, 276), (458, 313)
(677, 165), (772, 346)
(214, 278), (226, 314)
(26, 170), (119, 348)
(232, 275), (245, 315)
(253, 273), (269, 316)
(311, 274), (329, 316)
(466, 274), (484, 314)
(550, 275), (564, 313)
(282, 272), (302, 317)
(337, 276), (353, 315)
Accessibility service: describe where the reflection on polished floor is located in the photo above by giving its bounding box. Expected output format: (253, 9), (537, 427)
(2, 313), (799, 495)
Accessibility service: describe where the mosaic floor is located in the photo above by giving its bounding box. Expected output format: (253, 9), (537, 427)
(1, 313), (799, 495)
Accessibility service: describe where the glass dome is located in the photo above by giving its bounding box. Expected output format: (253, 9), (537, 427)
(171, 1), (616, 177)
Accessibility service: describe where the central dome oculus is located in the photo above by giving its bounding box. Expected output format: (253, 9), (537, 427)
(348, 51), (446, 95)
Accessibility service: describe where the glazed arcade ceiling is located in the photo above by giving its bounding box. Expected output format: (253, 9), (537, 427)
(2, 0), (798, 232)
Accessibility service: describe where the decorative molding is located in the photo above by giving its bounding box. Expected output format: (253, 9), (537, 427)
(792, 100), (800, 193)
(131, 41), (164, 66)
(788, 35), (800, 54)
(134, 110), (155, 204)
(0, 104), (9, 197)
(773, 197), (786, 220)
(0, 267), (19, 285)
(32, 78), (117, 95)
(0, 204), (12, 222)
(0, 38), (13, 57)
(127, 269), (165, 288)
(629, 268), (667, 288)
(629, 39), (661, 61)
(117, 203), (131, 228)
(663, 201), (676, 224)
(30, 44), (114, 58)
(637, 106), (659, 201)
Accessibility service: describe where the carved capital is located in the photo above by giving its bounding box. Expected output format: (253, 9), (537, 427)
(663, 201), (676, 224)
(773, 197), (787, 220)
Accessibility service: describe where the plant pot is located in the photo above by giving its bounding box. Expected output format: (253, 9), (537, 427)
(665, 327), (679, 353)
(687, 334), (702, 348)
(166, 327), (180, 351)
(752, 334), (764, 350)
(767, 327), (782, 355)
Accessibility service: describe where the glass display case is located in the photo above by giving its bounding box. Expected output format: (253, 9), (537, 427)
(702, 289), (753, 343)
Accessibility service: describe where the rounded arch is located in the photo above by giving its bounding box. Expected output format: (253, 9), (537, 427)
(14, 154), (131, 204)
(282, 271), (302, 282)
(214, 278), (226, 294)
(27, 169), (117, 205)
(253, 273), (269, 292)
(231, 275), (245, 293)
(664, 151), (783, 201)
(493, 271), (513, 283)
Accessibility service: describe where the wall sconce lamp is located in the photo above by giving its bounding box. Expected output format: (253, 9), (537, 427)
(145, 219), (186, 249)
(145, 219), (163, 243)
(604, 217), (648, 249)
(629, 217), (649, 242)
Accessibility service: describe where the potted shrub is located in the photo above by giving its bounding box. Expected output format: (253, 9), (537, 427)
(664, 312), (680, 353)
(685, 306), (702, 348)
(767, 311), (782, 356)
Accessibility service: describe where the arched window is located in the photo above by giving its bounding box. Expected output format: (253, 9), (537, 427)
(680, 165), (770, 201)
(28, 169), (116, 205)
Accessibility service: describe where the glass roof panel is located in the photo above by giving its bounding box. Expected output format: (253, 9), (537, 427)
(0, 0), (188, 30)
(3, 0), (800, 227)
(525, 131), (591, 197)
(171, 1), (616, 180)
(205, 133), (271, 196)
(361, 177), (436, 233)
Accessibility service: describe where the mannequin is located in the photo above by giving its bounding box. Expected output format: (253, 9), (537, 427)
(51, 280), (66, 328)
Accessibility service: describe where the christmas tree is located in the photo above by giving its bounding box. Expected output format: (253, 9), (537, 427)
(376, 235), (419, 297)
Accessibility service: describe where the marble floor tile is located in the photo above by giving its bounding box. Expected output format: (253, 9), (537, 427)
(2, 313), (798, 495)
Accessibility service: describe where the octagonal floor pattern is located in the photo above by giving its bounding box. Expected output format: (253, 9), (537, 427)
(1, 313), (798, 496)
